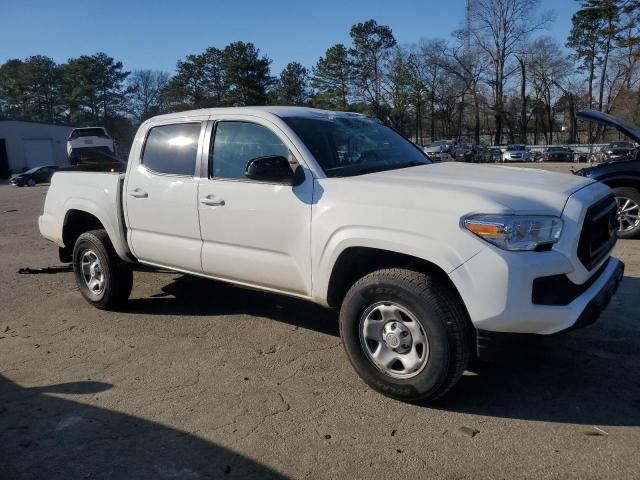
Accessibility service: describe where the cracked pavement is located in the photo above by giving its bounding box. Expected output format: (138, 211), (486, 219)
(1, 163), (639, 479)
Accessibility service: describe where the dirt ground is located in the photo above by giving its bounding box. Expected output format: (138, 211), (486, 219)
(1, 162), (639, 479)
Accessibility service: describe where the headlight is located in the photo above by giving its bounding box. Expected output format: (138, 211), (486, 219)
(462, 215), (563, 251)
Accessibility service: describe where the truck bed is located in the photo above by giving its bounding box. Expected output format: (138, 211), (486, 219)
(38, 171), (132, 262)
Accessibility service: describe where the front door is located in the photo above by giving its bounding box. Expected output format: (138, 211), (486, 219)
(198, 118), (313, 295)
(124, 121), (205, 272)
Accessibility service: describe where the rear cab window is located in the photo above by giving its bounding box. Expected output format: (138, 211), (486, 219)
(70, 128), (109, 139)
(141, 123), (202, 176)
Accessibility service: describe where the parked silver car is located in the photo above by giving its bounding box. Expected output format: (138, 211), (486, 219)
(501, 144), (531, 162)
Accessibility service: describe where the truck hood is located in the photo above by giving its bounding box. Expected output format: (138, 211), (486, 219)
(344, 162), (595, 215)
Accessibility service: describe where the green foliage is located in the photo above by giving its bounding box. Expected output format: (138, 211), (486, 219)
(61, 52), (130, 124)
(310, 44), (350, 110)
(567, 4), (605, 71)
(164, 47), (226, 109)
(348, 19), (397, 117)
(271, 62), (309, 106)
(221, 42), (272, 106)
(0, 56), (63, 122)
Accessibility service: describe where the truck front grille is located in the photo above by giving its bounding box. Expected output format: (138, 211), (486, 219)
(577, 195), (617, 270)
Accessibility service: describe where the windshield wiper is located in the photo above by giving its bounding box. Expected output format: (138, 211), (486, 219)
(397, 160), (427, 169)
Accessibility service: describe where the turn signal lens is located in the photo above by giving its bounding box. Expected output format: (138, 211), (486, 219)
(465, 223), (500, 236)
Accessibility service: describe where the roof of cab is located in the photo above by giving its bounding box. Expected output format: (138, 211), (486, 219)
(145, 106), (366, 123)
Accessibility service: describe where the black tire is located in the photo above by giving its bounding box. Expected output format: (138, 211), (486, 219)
(72, 229), (133, 309)
(613, 187), (640, 239)
(26, 178), (35, 187)
(339, 268), (471, 402)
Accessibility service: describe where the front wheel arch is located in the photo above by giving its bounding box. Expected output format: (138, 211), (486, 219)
(325, 247), (470, 317)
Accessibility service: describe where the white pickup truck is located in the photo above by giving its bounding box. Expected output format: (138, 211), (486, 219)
(39, 107), (624, 401)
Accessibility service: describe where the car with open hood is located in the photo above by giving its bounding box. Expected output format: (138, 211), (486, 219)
(574, 109), (640, 238)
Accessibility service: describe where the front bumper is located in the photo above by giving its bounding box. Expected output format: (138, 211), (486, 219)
(562, 259), (624, 332)
(449, 246), (624, 335)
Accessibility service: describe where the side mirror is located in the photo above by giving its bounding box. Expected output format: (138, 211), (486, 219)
(245, 155), (303, 185)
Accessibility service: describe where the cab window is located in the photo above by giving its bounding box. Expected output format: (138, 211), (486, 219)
(211, 121), (289, 180)
(141, 123), (201, 176)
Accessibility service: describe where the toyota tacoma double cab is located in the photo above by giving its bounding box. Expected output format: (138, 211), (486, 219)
(39, 107), (624, 402)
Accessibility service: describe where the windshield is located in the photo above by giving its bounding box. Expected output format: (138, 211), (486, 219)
(24, 167), (41, 174)
(507, 145), (525, 151)
(283, 115), (430, 177)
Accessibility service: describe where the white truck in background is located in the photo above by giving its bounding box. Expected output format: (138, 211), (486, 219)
(39, 107), (624, 402)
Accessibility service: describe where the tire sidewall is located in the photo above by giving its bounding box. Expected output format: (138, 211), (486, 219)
(73, 234), (112, 306)
(340, 276), (452, 400)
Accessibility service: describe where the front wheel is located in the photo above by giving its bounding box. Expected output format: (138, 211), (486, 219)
(614, 187), (640, 239)
(73, 229), (133, 309)
(339, 268), (471, 402)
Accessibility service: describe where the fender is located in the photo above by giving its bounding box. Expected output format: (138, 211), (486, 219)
(61, 198), (132, 262)
(311, 225), (484, 305)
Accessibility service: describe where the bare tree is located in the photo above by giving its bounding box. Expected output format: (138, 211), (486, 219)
(412, 39), (448, 142)
(439, 31), (487, 143)
(128, 70), (169, 123)
(469, 0), (552, 144)
(529, 37), (572, 144)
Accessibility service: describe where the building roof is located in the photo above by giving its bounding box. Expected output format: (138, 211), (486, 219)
(0, 119), (74, 128)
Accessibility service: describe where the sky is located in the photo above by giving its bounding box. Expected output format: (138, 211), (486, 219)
(1, 0), (579, 75)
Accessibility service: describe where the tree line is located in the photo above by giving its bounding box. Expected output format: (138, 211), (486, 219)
(1, 0), (639, 151)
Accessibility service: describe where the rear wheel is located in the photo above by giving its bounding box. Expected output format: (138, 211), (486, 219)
(72, 229), (133, 309)
(614, 187), (640, 239)
(339, 268), (471, 402)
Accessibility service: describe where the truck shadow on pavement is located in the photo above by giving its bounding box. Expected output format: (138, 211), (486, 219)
(0, 375), (286, 480)
(125, 274), (640, 427)
(436, 275), (640, 427)
(127, 273), (339, 337)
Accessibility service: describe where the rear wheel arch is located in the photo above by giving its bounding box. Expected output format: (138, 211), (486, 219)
(601, 177), (640, 192)
(60, 210), (107, 262)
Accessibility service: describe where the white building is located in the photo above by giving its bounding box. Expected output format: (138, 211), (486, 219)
(0, 120), (73, 177)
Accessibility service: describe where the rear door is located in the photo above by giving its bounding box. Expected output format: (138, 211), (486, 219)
(124, 119), (206, 272)
(197, 116), (314, 295)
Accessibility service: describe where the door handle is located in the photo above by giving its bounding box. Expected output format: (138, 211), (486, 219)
(128, 189), (148, 199)
(200, 196), (225, 206)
